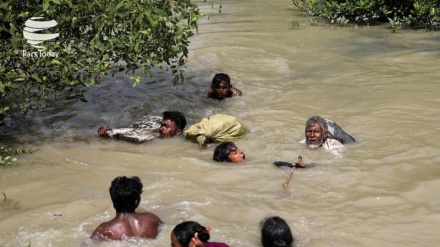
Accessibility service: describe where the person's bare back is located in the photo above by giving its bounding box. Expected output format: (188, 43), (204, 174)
(91, 212), (162, 240)
(90, 176), (163, 241)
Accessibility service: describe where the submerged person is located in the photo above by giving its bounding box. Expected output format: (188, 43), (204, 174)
(300, 116), (354, 157)
(206, 73), (242, 100)
(171, 221), (230, 247)
(97, 111), (187, 142)
(158, 111), (187, 139)
(90, 176), (162, 241)
(213, 142), (247, 163)
(260, 216), (294, 247)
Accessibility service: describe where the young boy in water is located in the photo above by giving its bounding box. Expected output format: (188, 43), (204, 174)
(97, 111), (187, 142)
(206, 73), (242, 100)
(90, 176), (162, 241)
(213, 142), (247, 163)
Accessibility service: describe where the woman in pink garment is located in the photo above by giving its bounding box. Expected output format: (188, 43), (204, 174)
(170, 221), (229, 247)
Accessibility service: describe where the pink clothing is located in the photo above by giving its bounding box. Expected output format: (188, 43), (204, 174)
(204, 242), (230, 247)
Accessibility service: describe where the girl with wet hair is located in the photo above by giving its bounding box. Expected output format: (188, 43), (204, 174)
(213, 142), (247, 163)
(261, 216), (294, 247)
(171, 221), (229, 247)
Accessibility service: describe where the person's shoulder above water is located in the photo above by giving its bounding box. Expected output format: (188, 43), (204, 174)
(302, 115), (352, 157)
(322, 138), (345, 157)
(90, 176), (162, 241)
(206, 73), (242, 101)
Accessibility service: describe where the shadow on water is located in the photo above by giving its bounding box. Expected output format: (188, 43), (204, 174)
(1, 66), (238, 144)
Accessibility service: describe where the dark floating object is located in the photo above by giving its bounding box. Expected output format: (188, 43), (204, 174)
(273, 161), (293, 168)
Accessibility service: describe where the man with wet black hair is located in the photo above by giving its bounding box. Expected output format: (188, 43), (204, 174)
(206, 73), (242, 100)
(90, 176), (162, 241)
(97, 111), (187, 142)
(159, 111), (187, 138)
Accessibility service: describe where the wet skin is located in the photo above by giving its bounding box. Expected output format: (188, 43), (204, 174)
(210, 81), (232, 100)
(159, 119), (181, 138)
(305, 123), (325, 149)
(227, 146), (247, 163)
(170, 232), (183, 247)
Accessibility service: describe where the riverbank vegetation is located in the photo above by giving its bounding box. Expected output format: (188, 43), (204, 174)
(292, 0), (440, 31)
(0, 146), (34, 166)
(0, 0), (206, 124)
(0, 0), (210, 164)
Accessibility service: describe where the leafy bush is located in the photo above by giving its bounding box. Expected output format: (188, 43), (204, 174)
(0, 145), (34, 166)
(0, 0), (204, 123)
(292, 0), (440, 30)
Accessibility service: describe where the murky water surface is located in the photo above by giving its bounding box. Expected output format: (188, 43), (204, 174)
(1, 0), (440, 246)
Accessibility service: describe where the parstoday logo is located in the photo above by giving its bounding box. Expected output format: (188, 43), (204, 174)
(22, 16), (60, 58)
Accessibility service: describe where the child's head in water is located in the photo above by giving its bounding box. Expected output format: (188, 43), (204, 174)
(210, 73), (233, 100)
(213, 142), (247, 163)
(261, 216), (294, 247)
(207, 73), (242, 100)
(171, 221), (210, 247)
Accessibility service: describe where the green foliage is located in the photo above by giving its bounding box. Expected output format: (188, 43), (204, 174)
(0, 0), (205, 122)
(289, 18), (301, 27)
(292, 0), (440, 30)
(411, 0), (440, 29)
(0, 145), (35, 166)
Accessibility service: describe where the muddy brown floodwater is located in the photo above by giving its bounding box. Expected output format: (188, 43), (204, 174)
(1, 0), (440, 246)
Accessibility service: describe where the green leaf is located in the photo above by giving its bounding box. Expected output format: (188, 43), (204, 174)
(138, 30), (150, 35)
(115, 1), (125, 10)
(32, 74), (42, 83)
(43, 0), (50, 11)
(51, 59), (61, 65)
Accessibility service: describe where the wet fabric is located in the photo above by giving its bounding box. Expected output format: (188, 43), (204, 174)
(325, 119), (356, 144)
(107, 116), (161, 142)
(321, 138), (345, 157)
(299, 138), (345, 157)
(184, 114), (247, 145)
(203, 242), (230, 247)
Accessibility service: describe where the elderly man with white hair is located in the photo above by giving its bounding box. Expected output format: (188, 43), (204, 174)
(300, 116), (355, 157)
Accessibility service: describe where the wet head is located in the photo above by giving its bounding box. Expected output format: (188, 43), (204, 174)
(213, 142), (247, 163)
(170, 231), (182, 247)
(159, 111), (186, 139)
(159, 118), (180, 138)
(211, 81), (232, 100)
(227, 145), (247, 163)
(305, 123), (325, 149)
(210, 73), (233, 100)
